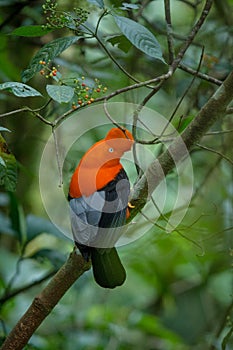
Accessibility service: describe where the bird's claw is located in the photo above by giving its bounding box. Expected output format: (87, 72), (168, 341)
(128, 201), (135, 209)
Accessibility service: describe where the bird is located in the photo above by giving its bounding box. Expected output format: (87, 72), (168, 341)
(68, 127), (134, 288)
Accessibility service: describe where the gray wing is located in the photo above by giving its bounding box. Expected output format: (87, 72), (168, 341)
(69, 178), (130, 249)
(69, 191), (104, 247)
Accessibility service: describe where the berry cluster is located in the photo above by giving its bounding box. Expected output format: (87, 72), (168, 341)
(42, 0), (89, 31)
(39, 60), (59, 78)
(72, 77), (107, 109)
(39, 61), (107, 107)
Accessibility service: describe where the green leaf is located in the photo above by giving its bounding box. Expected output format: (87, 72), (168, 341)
(0, 156), (6, 167)
(87, 0), (104, 8)
(46, 85), (74, 103)
(0, 126), (10, 132)
(21, 36), (80, 83)
(177, 115), (194, 133)
(0, 157), (17, 192)
(120, 2), (140, 10)
(0, 134), (17, 192)
(0, 82), (42, 97)
(106, 34), (132, 53)
(114, 15), (166, 63)
(0, 157), (6, 167)
(10, 25), (52, 37)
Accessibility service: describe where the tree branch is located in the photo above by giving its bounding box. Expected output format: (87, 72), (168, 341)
(171, 0), (214, 71)
(164, 0), (175, 64)
(129, 70), (233, 214)
(0, 250), (91, 350)
(178, 63), (222, 85)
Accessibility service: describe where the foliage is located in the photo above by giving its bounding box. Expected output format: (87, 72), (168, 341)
(0, 132), (17, 192)
(0, 0), (233, 349)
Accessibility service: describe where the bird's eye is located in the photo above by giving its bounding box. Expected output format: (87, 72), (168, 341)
(108, 147), (114, 153)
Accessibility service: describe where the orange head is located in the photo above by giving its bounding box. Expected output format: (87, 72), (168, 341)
(69, 127), (134, 197)
(105, 127), (134, 151)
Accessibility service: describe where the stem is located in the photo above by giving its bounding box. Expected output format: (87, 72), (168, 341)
(0, 106), (53, 126)
(52, 127), (63, 187)
(54, 71), (172, 127)
(196, 143), (233, 166)
(0, 270), (57, 306)
(95, 33), (141, 84)
(178, 63), (222, 85)
(164, 0), (174, 64)
(81, 19), (140, 84)
(171, 0), (214, 71)
(161, 47), (205, 136)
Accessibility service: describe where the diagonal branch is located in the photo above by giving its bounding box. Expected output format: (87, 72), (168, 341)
(129, 70), (233, 214)
(0, 251), (91, 350)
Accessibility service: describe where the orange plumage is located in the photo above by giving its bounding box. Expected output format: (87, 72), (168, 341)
(68, 127), (134, 288)
(69, 128), (134, 198)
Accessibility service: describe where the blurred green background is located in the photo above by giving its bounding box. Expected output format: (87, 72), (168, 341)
(0, 0), (232, 349)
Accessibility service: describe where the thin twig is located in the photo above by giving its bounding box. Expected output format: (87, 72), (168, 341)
(226, 107), (233, 114)
(164, 0), (175, 64)
(135, 0), (151, 19)
(54, 72), (172, 127)
(0, 107), (28, 118)
(131, 81), (164, 173)
(171, 0), (214, 72)
(0, 251), (91, 350)
(95, 9), (108, 36)
(192, 156), (222, 201)
(132, 81), (163, 138)
(129, 70), (233, 215)
(52, 127), (63, 187)
(141, 14), (198, 44)
(0, 106), (53, 126)
(103, 98), (126, 131)
(206, 129), (233, 135)
(209, 299), (233, 350)
(142, 197), (204, 252)
(177, 0), (201, 9)
(196, 143), (233, 166)
(161, 47), (205, 137)
(1, 257), (24, 304)
(179, 63), (222, 85)
(0, 269), (57, 306)
(80, 18), (141, 85)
